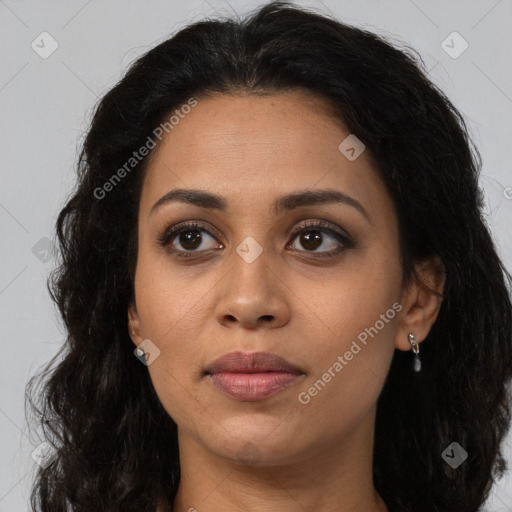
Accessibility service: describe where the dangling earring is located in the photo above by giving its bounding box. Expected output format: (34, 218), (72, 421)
(408, 333), (421, 372)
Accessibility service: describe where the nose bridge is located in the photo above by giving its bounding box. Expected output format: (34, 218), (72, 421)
(214, 231), (289, 328)
(230, 234), (275, 296)
(227, 200), (275, 274)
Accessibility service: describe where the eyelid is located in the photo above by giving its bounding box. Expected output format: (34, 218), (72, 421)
(157, 220), (222, 248)
(288, 219), (353, 244)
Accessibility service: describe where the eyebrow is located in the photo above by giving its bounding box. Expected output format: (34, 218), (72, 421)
(149, 188), (370, 222)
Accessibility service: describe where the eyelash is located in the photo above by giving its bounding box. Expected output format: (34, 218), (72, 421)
(157, 220), (354, 259)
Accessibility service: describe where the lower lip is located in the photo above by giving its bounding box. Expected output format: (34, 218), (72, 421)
(207, 372), (303, 401)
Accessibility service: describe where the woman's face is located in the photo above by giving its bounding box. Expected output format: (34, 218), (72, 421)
(129, 90), (410, 466)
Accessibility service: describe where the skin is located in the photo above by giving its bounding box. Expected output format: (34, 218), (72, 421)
(128, 90), (444, 512)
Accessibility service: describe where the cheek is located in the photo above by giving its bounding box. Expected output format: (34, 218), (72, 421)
(292, 302), (397, 449)
(307, 243), (402, 343)
(133, 256), (211, 405)
(293, 249), (400, 417)
(304, 286), (398, 383)
(133, 258), (209, 426)
(134, 246), (211, 339)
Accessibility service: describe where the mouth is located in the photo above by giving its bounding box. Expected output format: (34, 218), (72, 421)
(204, 351), (306, 401)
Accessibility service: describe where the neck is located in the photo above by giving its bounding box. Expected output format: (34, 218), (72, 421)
(169, 406), (388, 512)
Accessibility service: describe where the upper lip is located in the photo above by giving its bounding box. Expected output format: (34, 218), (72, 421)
(205, 351), (304, 375)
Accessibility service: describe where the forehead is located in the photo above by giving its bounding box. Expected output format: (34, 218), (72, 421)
(139, 90), (387, 219)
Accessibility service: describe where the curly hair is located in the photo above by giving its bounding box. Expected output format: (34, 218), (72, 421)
(25, 1), (512, 511)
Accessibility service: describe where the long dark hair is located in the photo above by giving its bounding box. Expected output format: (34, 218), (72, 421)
(25, 1), (512, 511)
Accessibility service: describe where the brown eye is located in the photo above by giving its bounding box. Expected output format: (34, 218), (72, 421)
(176, 229), (204, 251)
(293, 228), (343, 252)
(169, 228), (218, 252)
(297, 230), (323, 251)
(159, 222), (222, 256)
(159, 219), (352, 259)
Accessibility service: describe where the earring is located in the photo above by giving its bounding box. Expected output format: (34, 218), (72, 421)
(408, 333), (421, 372)
(132, 329), (144, 356)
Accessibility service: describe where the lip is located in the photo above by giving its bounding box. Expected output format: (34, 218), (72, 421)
(205, 350), (304, 375)
(204, 351), (305, 401)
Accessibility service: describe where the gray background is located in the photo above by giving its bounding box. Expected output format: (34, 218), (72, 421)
(1, 0), (511, 510)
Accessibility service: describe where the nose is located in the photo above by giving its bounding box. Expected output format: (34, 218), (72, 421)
(214, 246), (291, 330)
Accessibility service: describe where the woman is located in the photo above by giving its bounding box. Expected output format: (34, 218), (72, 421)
(25, 1), (512, 511)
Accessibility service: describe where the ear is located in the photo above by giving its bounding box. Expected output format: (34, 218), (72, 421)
(128, 301), (142, 347)
(395, 255), (446, 351)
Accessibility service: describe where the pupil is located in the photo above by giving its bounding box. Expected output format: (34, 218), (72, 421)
(180, 230), (202, 250)
(301, 231), (321, 250)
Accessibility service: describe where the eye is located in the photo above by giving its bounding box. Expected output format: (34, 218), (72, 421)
(158, 219), (353, 258)
(158, 221), (222, 257)
(287, 220), (352, 257)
